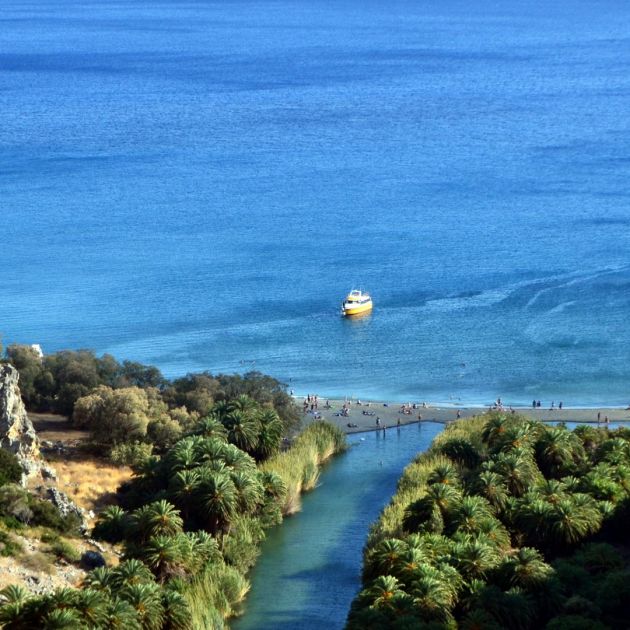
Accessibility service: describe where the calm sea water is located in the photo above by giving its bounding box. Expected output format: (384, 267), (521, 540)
(3, 0), (630, 405)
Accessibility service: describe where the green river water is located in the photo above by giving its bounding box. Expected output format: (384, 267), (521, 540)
(233, 422), (445, 629)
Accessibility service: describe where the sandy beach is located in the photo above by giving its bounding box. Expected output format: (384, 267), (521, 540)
(297, 397), (630, 434)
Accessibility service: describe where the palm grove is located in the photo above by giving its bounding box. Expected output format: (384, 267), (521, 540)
(348, 413), (630, 629)
(0, 345), (345, 629)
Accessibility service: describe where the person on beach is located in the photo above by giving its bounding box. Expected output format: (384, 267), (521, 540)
(598, 411), (601, 423)
(551, 401), (555, 409)
(456, 410), (461, 419)
(397, 418), (401, 427)
(418, 413), (422, 421)
(532, 399), (536, 409)
(376, 417), (380, 427)
(605, 415), (609, 424)
(559, 401), (563, 410)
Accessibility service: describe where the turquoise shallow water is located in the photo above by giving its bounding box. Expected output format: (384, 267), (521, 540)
(3, 0), (630, 405)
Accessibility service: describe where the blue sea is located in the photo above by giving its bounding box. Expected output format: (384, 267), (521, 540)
(2, 0), (630, 406)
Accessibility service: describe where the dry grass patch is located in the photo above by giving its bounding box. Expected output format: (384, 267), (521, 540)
(49, 457), (133, 512)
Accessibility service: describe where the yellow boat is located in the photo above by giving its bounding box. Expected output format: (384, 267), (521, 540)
(342, 289), (373, 316)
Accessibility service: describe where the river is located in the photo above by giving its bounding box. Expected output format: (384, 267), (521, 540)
(233, 422), (444, 629)
(233, 420), (630, 628)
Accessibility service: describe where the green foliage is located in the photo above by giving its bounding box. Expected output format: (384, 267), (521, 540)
(0, 529), (23, 557)
(0, 485), (80, 534)
(0, 451), (23, 487)
(47, 539), (81, 564)
(109, 442), (154, 468)
(5, 345), (298, 446)
(352, 413), (630, 629)
(261, 421), (346, 515)
(0, 348), (343, 630)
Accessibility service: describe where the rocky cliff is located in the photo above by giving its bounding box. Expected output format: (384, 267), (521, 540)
(0, 364), (41, 478)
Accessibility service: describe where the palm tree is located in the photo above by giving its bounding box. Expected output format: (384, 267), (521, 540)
(140, 535), (189, 583)
(187, 531), (221, 568)
(193, 416), (228, 442)
(439, 437), (482, 469)
(168, 469), (200, 520)
(560, 475), (581, 493)
(0, 585), (29, 607)
(512, 496), (554, 544)
(103, 599), (141, 630)
(119, 583), (164, 630)
(409, 573), (457, 621)
(74, 589), (109, 628)
(83, 567), (116, 593)
(220, 443), (257, 473)
(481, 415), (510, 450)
(93, 506), (129, 543)
(403, 495), (444, 534)
(461, 608), (504, 630)
(502, 547), (553, 590)
(229, 395), (258, 414)
(132, 500), (183, 542)
(254, 410), (283, 460)
(224, 410), (260, 453)
(0, 585), (31, 628)
(549, 495), (602, 547)
(112, 560), (154, 589)
(231, 470), (263, 514)
(403, 483), (460, 533)
(198, 470), (237, 536)
(41, 608), (83, 629)
(491, 450), (540, 497)
(46, 588), (80, 612)
(161, 589), (191, 630)
(475, 518), (511, 550)
(363, 538), (407, 582)
(365, 575), (409, 610)
(497, 424), (536, 454)
(535, 479), (567, 504)
(194, 437), (228, 465)
(475, 471), (509, 512)
(427, 463), (460, 487)
(391, 547), (430, 585)
(259, 470), (287, 500)
(451, 540), (500, 580)
(166, 438), (198, 472)
(450, 496), (494, 534)
(535, 428), (586, 478)
(472, 585), (534, 630)
(404, 532), (452, 561)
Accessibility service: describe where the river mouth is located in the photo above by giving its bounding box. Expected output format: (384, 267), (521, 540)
(234, 419), (630, 628)
(233, 422), (445, 629)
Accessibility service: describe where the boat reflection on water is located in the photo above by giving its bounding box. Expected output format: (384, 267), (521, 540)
(343, 309), (372, 323)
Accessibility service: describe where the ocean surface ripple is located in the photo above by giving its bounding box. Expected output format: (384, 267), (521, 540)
(2, 0), (630, 406)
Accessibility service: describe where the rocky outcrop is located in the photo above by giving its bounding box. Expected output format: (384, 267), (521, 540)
(45, 488), (93, 534)
(0, 365), (40, 480)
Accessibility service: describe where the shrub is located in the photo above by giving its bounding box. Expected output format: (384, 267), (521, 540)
(28, 498), (81, 534)
(48, 539), (81, 564)
(0, 485), (33, 524)
(21, 551), (53, 574)
(0, 451), (23, 486)
(0, 529), (23, 557)
(110, 442), (154, 468)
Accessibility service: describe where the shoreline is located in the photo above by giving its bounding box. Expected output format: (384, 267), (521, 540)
(297, 397), (630, 435)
